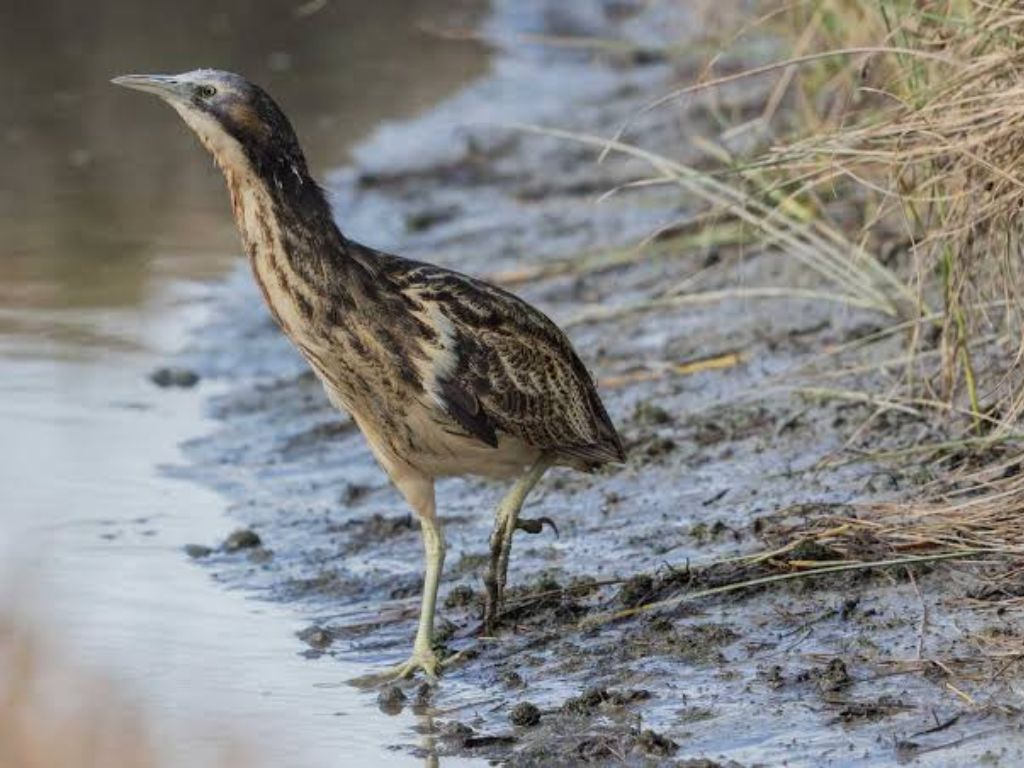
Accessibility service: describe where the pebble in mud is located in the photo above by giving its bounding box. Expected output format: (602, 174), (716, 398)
(296, 625), (338, 651)
(222, 528), (261, 552)
(376, 684), (406, 715)
(633, 400), (673, 425)
(509, 701), (541, 727)
(439, 721), (474, 743)
(183, 543), (213, 559)
(816, 658), (852, 693)
(148, 366), (200, 388)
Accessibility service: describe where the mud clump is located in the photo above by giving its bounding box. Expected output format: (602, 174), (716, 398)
(509, 701), (541, 727)
(296, 624), (340, 651)
(622, 622), (739, 665)
(832, 695), (909, 724)
(642, 435), (677, 460)
(816, 658), (852, 693)
(377, 684), (406, 715)
(341, 513), (414, 550)
(183, 543), (213, 559)
(537, 726), (677, 764)
(788, 538), (842, 562)
(222, 528), (261, 552)
(502, 573), (585, 625)
(633, 400), (673, 426)
(689, 520), (735, 544)
(439, 720), (474, 742)
(617, 573), (655, 608)
(635, 728), (678, 757)
(149, 366), (200, 388)
(560, 687), (652, 716)
(674, 624), (739, 665)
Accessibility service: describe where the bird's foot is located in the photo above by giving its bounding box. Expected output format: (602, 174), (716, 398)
(515, 516), (559, 537)
(387, 647), (442, 681)
(350, 647), (442, 686)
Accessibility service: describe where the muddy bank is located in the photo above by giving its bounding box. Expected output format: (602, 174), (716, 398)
(174, 1), (1024, 765)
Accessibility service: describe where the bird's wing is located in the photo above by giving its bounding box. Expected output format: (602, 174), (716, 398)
(393, 263), (624, 465)
(443, 324), (624, 464)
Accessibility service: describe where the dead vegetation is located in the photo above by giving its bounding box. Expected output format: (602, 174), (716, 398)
(502, 0), (1024, 673)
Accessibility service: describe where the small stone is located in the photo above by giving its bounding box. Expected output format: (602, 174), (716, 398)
(816, 658), (851, 693)
(376, 684), (406, 715)
(184, 543), (213, 559)
(222, 528), (261, 552)
(633, 401), (673, 425)
(297, 625), (336, 650)
(149, 366), (200, 388)
(440, 720), (474, 741)
(509, 701), (541, 727)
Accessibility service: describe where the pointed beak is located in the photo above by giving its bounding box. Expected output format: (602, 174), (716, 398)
(111, 74), (187, 101)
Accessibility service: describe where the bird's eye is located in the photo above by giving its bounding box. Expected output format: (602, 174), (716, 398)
(197, 85), (217, 99)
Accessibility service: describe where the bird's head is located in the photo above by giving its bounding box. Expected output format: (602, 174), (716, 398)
(112, 69), (306, 178)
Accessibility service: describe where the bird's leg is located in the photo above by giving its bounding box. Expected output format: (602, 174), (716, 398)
(389, 512), (446, 680)
(483, 455), (553, 632)
(366, 473), (448, 682)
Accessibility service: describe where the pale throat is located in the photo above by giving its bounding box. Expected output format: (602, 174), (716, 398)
(175, 106), (281, 262)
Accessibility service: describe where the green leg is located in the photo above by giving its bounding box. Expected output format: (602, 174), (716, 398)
(483, 455), (552, 632)
(355, 472), (449, 683)
(388, 512), (445, 680)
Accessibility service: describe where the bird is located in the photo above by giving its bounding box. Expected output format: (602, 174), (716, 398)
(113, 70), (625, 680)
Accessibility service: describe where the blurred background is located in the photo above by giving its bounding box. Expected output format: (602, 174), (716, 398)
(0, 1), (485, 766)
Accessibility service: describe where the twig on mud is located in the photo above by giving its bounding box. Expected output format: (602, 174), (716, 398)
(912, 713), (961, 738)
(906, 566), (928, 663)
(598, 351), (743, 389)
(580, 550), (994, 628)
(501, 576), (631, 612)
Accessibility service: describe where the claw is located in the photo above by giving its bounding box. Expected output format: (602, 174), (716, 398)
(515, 516), (559, 538)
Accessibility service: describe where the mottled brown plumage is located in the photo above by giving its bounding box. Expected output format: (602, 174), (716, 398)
(114, 69), (624, 680)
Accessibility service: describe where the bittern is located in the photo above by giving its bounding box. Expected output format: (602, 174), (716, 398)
(113, 70), (625, 680)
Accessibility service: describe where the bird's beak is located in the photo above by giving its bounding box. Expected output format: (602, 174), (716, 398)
(111, 74), (188, 101)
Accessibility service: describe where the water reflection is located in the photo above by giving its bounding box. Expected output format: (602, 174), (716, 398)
(0, 0), (484, 317)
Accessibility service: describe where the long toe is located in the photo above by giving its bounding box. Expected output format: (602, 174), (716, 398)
(391, 650), (440, 682)
(350, 649), (441, 686)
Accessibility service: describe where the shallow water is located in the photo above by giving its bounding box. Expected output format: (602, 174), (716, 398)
(0, 0), (486, 764)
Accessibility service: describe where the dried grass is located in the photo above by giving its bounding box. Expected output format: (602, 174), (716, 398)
(765, 0), (1024, 417)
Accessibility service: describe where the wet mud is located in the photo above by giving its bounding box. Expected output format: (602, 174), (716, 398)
(172, 1), (1024, 765)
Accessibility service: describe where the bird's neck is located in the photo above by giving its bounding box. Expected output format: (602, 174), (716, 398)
(223, 151), (342, 263)
(218, 150), (369, 337)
